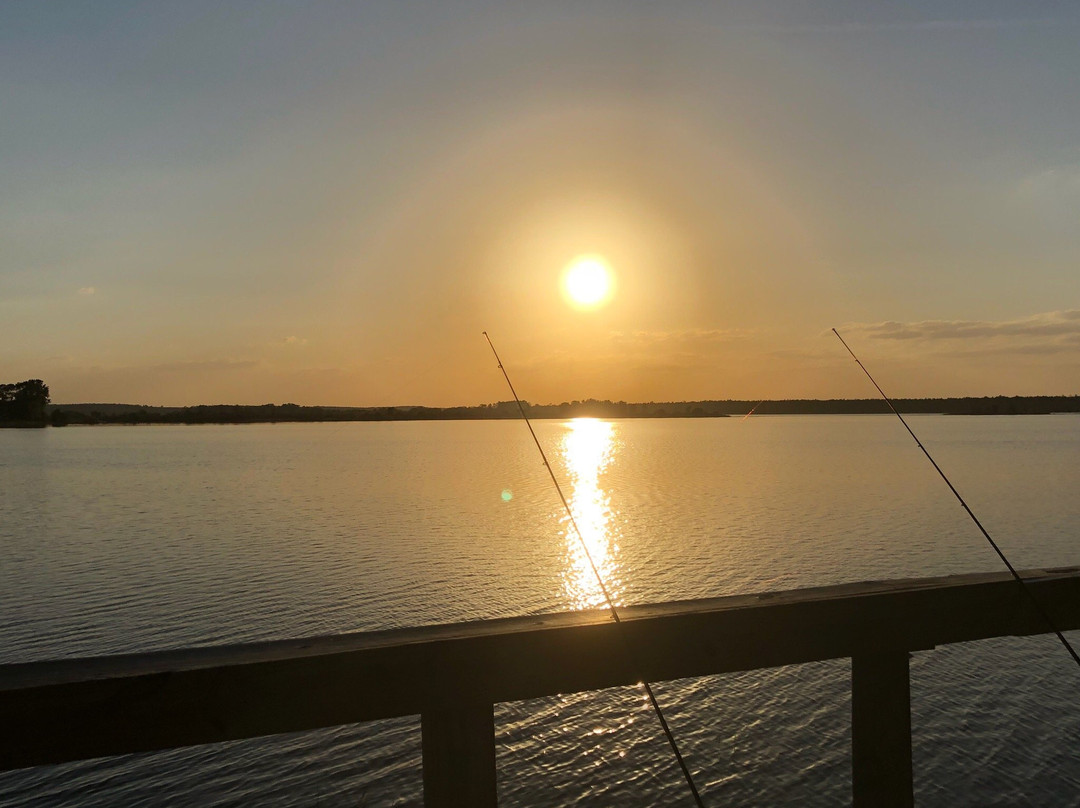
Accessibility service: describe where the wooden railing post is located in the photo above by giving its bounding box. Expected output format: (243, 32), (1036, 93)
(421, 700), (497, 807)
(852, 650), (913, 807)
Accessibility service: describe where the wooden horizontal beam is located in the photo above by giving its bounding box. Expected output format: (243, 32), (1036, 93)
(3, 566), (1079, 772)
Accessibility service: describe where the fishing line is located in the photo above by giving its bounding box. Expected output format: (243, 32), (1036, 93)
(482, 331), (707, 808)
(742, 401), (763, 421)
(832, 328), (1080, 669)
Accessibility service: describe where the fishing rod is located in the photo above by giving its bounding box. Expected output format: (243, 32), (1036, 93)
(482, 331), (707, 808)
(832, 328), (1080, 670)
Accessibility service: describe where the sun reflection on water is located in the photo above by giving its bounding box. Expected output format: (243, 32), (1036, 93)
(559, 418), (623, 610)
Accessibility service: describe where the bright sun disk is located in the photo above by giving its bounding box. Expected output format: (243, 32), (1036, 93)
(561, 255), (615, 310)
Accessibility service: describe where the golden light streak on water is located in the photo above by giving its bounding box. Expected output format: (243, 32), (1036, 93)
(558, 418), (623, 610)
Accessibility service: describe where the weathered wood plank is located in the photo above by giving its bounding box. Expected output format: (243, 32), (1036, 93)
(852, 651), (913, 808)
(2, 567), (1078, 772)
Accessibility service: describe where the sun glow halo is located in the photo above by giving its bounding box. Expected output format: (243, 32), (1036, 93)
(561, 255), (615, 310)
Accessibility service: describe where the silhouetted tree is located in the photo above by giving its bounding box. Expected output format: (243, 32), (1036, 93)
(0, 379), (50, 423)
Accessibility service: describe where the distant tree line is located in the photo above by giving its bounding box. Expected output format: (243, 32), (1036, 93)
(0, 379), (50, 426)
(43, 394), (1080, 426)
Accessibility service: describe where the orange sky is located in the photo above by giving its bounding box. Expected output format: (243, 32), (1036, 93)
(3, 3), (1079, 405)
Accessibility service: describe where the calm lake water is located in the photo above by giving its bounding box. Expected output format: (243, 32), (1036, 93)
(2, 415), (1080, 806)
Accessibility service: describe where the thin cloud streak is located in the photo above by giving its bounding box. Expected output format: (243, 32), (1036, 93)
(831, 312), (1080, 368)
(1018, 162), (1080, 198)
(845, 311), (1080, 342)
(731, 18), (1065, 35)
(113, 359), (263, 376)
(609, 328), (754, 345)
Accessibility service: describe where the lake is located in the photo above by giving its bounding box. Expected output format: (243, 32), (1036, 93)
(2, 415), (1079, 806)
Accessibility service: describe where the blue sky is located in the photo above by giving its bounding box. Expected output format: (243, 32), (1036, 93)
(3, 2), (1079, 404)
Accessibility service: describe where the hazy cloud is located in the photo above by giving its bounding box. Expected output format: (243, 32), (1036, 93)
(147, 359), (261, 374)
(283, 336), (309, 346)
(734, 18), (1062, 35)
(43, 358), (367, 406)
(609, 328), (752, 346)
(1018, 163), (1080, 198)
(78, 287), (96, 296)
(841, 311), (1080, 357)
(851, 311), (1080, 340)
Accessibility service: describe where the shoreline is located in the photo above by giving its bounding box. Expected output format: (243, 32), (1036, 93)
(37, 394), (1080, 426)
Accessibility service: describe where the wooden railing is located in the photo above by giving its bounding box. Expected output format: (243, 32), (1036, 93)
(4, 567), (1080, 806)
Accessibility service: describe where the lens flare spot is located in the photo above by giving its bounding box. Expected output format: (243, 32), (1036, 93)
(501, 488), (513, 502)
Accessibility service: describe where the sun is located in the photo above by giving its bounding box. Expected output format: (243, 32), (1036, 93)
(561, 255), (615, 310)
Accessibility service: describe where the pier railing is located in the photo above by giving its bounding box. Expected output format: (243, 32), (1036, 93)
(4, 567), (1080, 806)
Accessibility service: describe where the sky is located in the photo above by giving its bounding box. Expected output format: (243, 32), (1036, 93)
(2, 1), (1079, 406)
